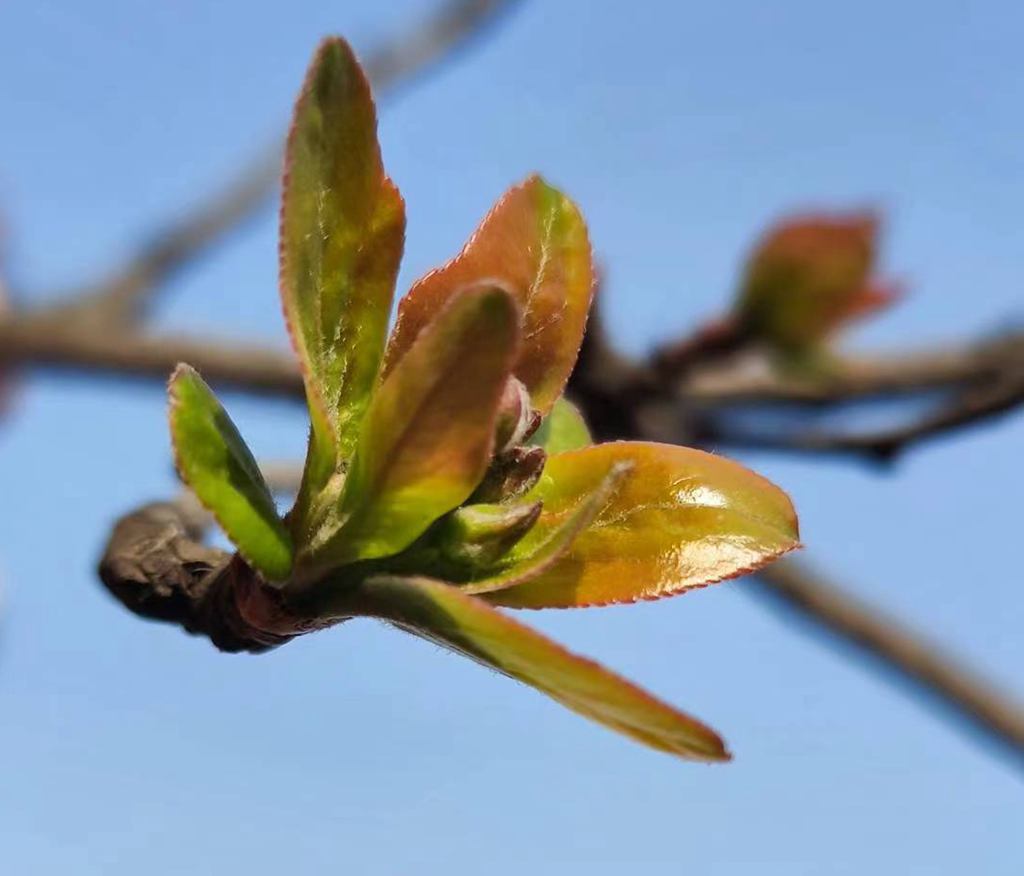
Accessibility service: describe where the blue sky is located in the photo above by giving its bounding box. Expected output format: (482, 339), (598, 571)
(1, 1), (1022, 873)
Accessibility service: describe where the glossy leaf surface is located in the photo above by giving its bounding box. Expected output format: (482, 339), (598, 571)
(735, 212), (898, 352)
(281, 37), (406, 519)
(351, 575), (729, 760)
(168, 365), (293, 581)
(530, 396), (591, 454)
(321, 285), (520, 564)
(486, 442), (799, 609)
(384, 175), (592, 413)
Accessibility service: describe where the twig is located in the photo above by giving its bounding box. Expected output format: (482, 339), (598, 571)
(97, 496), (312, 653)
(712, 374), (1024, 463)
(752, 559), (1024, 764)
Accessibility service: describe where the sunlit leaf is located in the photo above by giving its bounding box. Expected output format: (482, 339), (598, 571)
(485, 442), (799, 609)
(280, 37), (406, 528)
(168, 365), (293, 581)
(317, 285), (520, 565)
(735, 212), (899, 353)
(384, 175), (593, 414)
(530, 397), (591, 454)
(348, 574), (729, 761)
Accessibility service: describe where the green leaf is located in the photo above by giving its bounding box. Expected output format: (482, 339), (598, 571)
(434, 500), (542, 572)
(168, 365), (293, 581)
(280, 37), (406, 529)
(347, 575), (729, 761)
(529, 397), (591, 454)
(485, 441), (800, 609)
(315, 285), (521, 566)
(462, 461), (630, 595)
(384, 175), (593, 414)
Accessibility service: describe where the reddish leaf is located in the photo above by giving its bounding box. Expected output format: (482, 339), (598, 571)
(736, 212), (900, 353)
(384, 175), (593, 413)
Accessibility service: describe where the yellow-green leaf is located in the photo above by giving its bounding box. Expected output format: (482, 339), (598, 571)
(384, 175), (593, 414)
(318, 285), (520, 565)
(486, 442), (799, 609)
(281, 37), (406, 525)
(168, 365), (293, 581)
(530, 397), (591, 454)
(350, 575), (729, 761)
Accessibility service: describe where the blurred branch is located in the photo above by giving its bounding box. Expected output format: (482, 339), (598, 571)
(31, 0), (521, 328)
(680, 329), (1024, 405)
(752, 559), (1024, 764)
(0, 321), (303, 397)
(711, 373), (1024, 463)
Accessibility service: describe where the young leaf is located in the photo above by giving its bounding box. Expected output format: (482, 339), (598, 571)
(530, 396), (591, 454)
(168, 365), (293, 581)
(349, 575), (729, 761)
(281, 37), (406, 521)
(485, 442), (799, 609)
(735, 212), (899, 354)
(434, 500), (543, 571)
(462, 461), (630, 595)
(316, 285), (520, 565)
(384, 175), (593, 414)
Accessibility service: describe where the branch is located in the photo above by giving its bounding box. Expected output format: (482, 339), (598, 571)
(32, 0), (522, 327)
(97, 494), (335, 653)
(0, 320), (304, 398)
(753, 559), (1024, 763)
(680, 329), (1024, 405)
